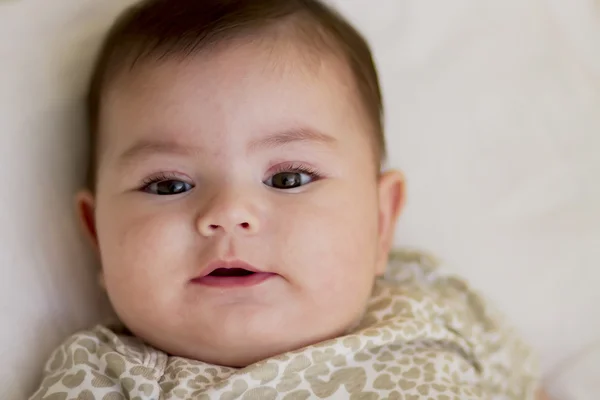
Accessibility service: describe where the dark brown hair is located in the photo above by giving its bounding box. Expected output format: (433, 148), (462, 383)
(86, 0), (385, 189)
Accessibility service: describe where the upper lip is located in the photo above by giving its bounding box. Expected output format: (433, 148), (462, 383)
(197, 259), (264, 278)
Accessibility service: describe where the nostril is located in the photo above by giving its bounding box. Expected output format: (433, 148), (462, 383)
(240, 222), (250, 229)
(209, 224), (220, 230)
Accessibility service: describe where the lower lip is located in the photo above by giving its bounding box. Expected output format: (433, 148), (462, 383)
(191, 272), (276, 288)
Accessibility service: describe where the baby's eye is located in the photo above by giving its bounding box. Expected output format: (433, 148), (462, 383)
(264, 172), (314, 190)
(144, 179), (193, 195)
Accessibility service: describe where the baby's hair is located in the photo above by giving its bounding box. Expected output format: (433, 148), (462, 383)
(86, 0), (386, 190)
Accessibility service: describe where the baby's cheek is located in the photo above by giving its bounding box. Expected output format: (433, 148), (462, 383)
(99, 212), (192, 329)
(309, 197), (379, 306)
(100, 209), (190, 283)
(296, 211), (378, 305)
(304, 261), (374, 335)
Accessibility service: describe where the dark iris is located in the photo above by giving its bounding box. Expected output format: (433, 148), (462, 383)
(271, 172), (303, 189)
(147, 180), (192, 195)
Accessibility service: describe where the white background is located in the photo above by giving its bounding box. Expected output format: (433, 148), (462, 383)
(1, 0), (599, 398)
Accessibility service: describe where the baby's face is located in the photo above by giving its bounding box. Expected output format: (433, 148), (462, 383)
(83, 40), (403, 367)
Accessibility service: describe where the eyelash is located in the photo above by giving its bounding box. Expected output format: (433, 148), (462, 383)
(140, 172), (190, 189)
(268, 163), (322, 181)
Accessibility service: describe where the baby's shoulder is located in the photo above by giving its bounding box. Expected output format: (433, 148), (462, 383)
(42, 325), (158, 373)
(30, 326), (166, 400)
(369, 249), (539, 396)
(380, 249), (507, 331)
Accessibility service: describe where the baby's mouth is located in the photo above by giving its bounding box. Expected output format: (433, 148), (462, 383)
(208, 268), (255, 277)
(191, 260), (276, 288)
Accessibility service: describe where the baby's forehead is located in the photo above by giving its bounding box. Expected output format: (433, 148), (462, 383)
(101, 43), (369, 148)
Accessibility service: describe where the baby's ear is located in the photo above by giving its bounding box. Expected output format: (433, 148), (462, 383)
(76, 191), (106, 291)
(75, 190), (99, 252)
(375, 170), (405, 275)
(97, 271), (106, 290)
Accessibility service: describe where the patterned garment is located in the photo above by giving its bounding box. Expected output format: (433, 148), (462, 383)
(30, 251), (539, 399)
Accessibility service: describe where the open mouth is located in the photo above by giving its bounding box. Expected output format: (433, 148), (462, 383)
(208, 268), (256, 277)
(191, 261), (275, 288)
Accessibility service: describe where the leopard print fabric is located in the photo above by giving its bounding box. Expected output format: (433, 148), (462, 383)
(30, 251), (539, 399)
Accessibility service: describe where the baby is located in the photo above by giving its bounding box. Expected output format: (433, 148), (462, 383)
(31, 0), (543, 399)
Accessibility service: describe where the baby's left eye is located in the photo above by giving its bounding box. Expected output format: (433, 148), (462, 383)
(144, 180), (193, 195)
(264, 172), (314, 190)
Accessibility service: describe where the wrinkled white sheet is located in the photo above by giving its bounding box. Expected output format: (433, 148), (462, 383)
(1, 0), (598, 398)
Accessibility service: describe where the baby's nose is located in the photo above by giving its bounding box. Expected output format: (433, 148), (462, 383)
(199, 220), (257, 236)
(197, 199), (260, 237)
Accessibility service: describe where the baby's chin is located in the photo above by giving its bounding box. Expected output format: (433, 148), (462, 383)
(178, 335), (325, 368)
(124, 307), (365, 368)
(202, 325), (359, 367)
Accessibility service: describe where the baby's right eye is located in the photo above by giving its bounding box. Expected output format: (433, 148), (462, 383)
(143, 179), (194, 195)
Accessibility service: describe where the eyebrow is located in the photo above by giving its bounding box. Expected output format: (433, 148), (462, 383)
(117, 139), (202, 166)
(117, 127), (336, 164)
(247, 128), (337, 152)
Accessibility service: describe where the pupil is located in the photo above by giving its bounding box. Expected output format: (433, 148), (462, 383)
(275, 173), (301, 188)
(159, 180), (184, 194)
